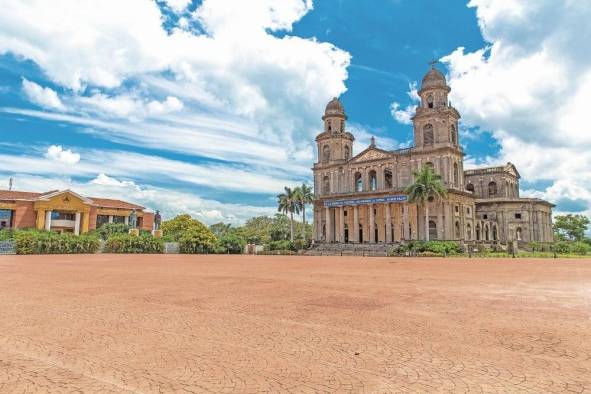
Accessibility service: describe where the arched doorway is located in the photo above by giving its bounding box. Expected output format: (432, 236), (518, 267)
(476, 223), (481, 241)
(466, 223), (472, 240)
(358, 223), (363, 243)
(374, 224), (379, 243)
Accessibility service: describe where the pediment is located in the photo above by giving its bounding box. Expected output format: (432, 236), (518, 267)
(350, 148), (391, 163)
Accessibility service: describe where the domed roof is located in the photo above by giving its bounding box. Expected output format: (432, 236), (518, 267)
(421, 66), (447, 89)
(325, 97), (345, 115)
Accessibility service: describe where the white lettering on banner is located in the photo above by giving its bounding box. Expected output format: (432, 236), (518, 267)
(324, 195), (408, 208)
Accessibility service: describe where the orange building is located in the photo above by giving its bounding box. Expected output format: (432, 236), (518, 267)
(0, 189), (154, 234)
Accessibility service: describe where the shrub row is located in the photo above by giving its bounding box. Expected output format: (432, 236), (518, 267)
(390, 240), (462, 256)
(104, 234), (164, 254)
(15, 230), (100, 255)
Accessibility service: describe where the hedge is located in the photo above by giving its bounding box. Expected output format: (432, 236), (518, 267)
(104, 234), (164, 254)
(390, 240), (462, 256)
(15, 230), (100, 255)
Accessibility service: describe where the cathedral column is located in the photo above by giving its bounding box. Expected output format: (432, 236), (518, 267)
(325, 207), (332, 242)
(353, 205), (359, 243)
(403, 204), (409, 240)
(385, 203), (392, 243)
(339, 206), (345, 243)
(369, 203), (375, 243)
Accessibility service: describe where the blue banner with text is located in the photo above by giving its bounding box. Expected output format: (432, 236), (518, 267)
(324, 195), (408, 208)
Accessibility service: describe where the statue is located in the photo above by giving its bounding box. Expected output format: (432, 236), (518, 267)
(129, 209), (137, 229)
(154, 210), (161, 230)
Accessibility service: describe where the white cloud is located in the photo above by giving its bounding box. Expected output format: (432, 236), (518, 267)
(0, 0), (350, 184)
(163, 0), (191, 13)
(45, 145), (80, 164)
(390, 82), (419, 125)
(21, 78), (65, 110)
(441, 0), (591, 218)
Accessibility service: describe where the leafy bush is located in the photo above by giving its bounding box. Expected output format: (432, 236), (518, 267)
(93, 223), (129, 240)
(267, 240), (296, 251)
(15, 230), (100, 254)
(569, 241), (590, 255)
(292, 238), (311, 251)
(390, 240), (461, 256)
(104, 234), (163, 253)
(0, 229), (15, 241)
(216, 233), (246, 254)
(179, 227), (217, 254)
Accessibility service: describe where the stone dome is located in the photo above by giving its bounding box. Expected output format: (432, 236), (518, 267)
(421, 66), (447, 89)
(325, 97), (345, 115)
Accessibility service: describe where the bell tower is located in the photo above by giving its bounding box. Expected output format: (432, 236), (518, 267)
(413, 64), (461, 150)
(315, 97), (354, 165)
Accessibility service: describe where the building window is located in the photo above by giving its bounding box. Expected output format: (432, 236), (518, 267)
(344, 145), (350, 161)
(113, 216), (125, 224)
(467, 207), (471, 216)
(384, 169), (393, 188)
(476, 223), (481, 240)
(51, 211), (75, 221)
(322, 176), (330, 195)
(466, 183), (475, 193)
(466, 223), (472, 240)
(327, 119), (332, 132)
(455, 205), (459, 213)
(369, 170), (377, 191)
(488, 181), (497, 198)
(423, 124), (434, 145)
(427, 95), (434, 109)
(451, 124), (457, 145)
(344, 210), (348, 217)
(483, 214), (488, 220)
(340, 120), (344, 132)
(96, 215), (109, 228)
(322, 145), (330, 162)
(516, 227), (522, 241)
(515, 213), (522, 219)
(354, 172), (363, 192)
(453, 163), (459, 186)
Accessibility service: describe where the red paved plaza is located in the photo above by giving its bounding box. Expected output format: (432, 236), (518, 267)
(1, 255), (590, 393)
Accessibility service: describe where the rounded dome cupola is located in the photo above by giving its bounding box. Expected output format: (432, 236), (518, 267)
(421, 66), (447, 90)
(324, 97), (346, 117)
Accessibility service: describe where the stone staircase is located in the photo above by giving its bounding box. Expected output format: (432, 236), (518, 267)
(305, 243), (393, 257)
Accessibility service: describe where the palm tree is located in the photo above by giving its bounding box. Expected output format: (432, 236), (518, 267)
(277, 186), (300, 242)
(294, 183), (314, 240)
(404, 166), (447, 241)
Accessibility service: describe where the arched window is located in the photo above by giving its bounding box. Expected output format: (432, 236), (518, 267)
(369, 170), (377, 191)
(466, 223), (472, 240)
(322, 176), (330, 195)
(344, 145), (350, 161)
(455, 221), (461, 239)
(384, 169), (393, 188)
(354, 172), (363, 192)
(451, 124), (457, 145)
(322, 145), (330, 162)
(516, 227), (522, 241)
(466, 183), (475, 193)
(423, 124), (434, 145)
(476, 223), (481, 240)
(429, 220), (438, 240)
(488, 181), (497, 198)
(340, 120), (344, 132)
(453, 163), (459, 186)
(427, 95), (434, 109)
(327, 119), (332, 132)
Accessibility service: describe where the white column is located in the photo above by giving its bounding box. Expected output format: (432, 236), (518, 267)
(385, 204), (392, 243)
(124, 216), (129, 226)
(74, 212), (81, 235)
(108, 215), (113, 224)
(369, 203), (375, 243)
(45, 210), (52, 231)
(325, 207), (332, 242)
(353, 205), (359, 243)
(339, 206), (345, 243)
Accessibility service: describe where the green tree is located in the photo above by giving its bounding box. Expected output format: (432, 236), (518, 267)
(553, 214), (590, 241)
(209, 222), (232, 238)
(217, 232), (246, 254)
(404, 166), (447, 241)
(161, 214), (213, 242)
(277, 186), (300, 242)
(294, 183), (314, 241)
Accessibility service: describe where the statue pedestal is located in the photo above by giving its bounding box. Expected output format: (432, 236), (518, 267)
(152, 229), (163, 238)
(129, 229), (140, 237)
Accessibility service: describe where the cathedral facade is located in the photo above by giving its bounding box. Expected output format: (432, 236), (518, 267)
(312, 66), (554, 244)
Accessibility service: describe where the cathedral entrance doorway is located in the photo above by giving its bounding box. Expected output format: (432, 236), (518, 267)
(358, 224), (363, 243)
(344, 225), (349, 243)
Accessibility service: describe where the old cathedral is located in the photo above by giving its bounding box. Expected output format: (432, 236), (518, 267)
(312, 66), (554, 245)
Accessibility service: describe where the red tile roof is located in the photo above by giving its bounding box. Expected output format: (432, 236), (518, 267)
(0, 190), (144, 210)
(89, 197), (145, 210)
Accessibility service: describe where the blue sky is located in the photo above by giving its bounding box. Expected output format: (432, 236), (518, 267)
(0, 0), (590, 224)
